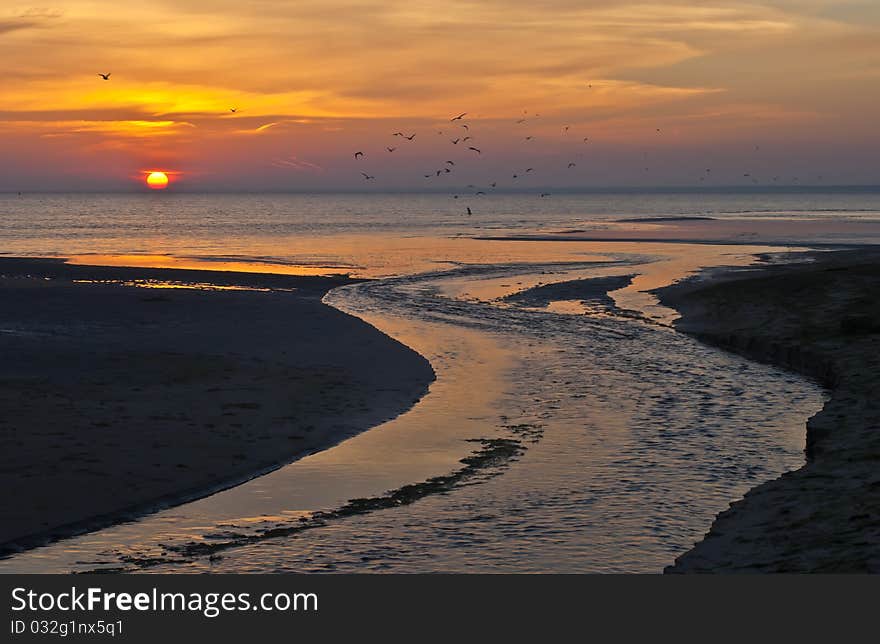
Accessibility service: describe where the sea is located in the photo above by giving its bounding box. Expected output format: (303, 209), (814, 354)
(1, 189), (878, 572)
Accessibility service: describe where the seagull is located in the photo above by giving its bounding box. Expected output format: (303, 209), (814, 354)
(451, 138), (460, 145)
(361, 172), (375, 180)
(453, 195), (459, 199)
(98, 73), (111, 80)
(512, 174), (519, 179)
(468, 147), (481, 154)
(525, 168), (534, 173)
(393, 132), (405, 137)
(354, 151), (364, 159)
(656, 128), (661, 133)
(475, 191), (485, 195)
(583, 137), (589, 143)
(444, 168), (451, 173)
(424, 174), (432, 178)
(404, 133), (416, 140)
(461, 124), (469, 130)
(516, 118), (526, 124)
(490, 182), (497, 188)
(563, 126), (570, 132)
(524, 136), (534, 141)
(386, 147), (396, 152)
(451, 112), (467, 121)
(436, 170), (443, 176)
(462, 136), (472, 142)
(229, 108), (237, 113)
(568, 162), (576, 168)
(446, 160), (455, 166)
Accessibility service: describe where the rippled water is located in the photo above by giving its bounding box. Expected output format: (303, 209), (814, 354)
(0, 246), (827, 573)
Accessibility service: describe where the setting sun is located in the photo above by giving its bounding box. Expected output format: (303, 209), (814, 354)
(146, 171), (169, 190)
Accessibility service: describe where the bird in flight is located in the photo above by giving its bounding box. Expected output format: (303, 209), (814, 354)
(490, 182), (497, 188)
(563, 126), (570, 132)
(468, 147), (481, 154)
(424, 174), (432, 178)
(451, 112), (467, 121)
(583, 137), (589, 143)
(540, 192), (551, 197)
(361, 172), (375, 180)
(524, 136), (534, 141)
(436, 170), (443, 176)
(515, 118), (526, 124)
(354, 151), (364, 159)
(656, 128), (662, 133)
(446, 160), (455, 166)
(462, 136), (472, 142)
(229, 108), (237, 113)
(525, 168), (534, 173)
(568, 162), (576, 168)
(98, 73), (111, 80)
(451, 138), (461, 145)
(461, 124), (469, 130)
(386, 147), (396, 152)
(404, 133), (416, 140)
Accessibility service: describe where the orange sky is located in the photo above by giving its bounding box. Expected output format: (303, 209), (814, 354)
(1, 1), (879, 190)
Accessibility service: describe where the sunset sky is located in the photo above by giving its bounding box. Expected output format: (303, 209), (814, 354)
(1, 1), (879, 191)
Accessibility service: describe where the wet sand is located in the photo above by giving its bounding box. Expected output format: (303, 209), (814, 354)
(0, 258), (434, 556)
(658, 248), (880, 572)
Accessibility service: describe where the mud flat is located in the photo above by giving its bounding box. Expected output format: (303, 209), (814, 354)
(0, 258), (434, 556)
(658, 248), (880, 572)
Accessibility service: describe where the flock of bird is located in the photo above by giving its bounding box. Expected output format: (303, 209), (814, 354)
(347, 109), (595, 213)
(97, 72), (818, 211)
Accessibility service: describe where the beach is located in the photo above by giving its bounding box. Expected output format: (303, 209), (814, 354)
(660, 248), (880, 572)
(0, 258), (434, 555)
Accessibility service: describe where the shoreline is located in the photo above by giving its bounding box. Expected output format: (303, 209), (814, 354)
(658, 248), (880, 572)
(0, 258), (435, 557)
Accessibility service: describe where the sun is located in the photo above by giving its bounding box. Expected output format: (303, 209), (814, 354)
(146, 171), (169, 190)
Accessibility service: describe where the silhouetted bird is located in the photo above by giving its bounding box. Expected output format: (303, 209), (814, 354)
(361, 172), (374, 180)
(568, 162), (576, 168)
(468, 147), (481, 154)
(404, 133), (416, 140)
(354, 151), (364, 159)
(387, 147), (396, 152)
(540, 192), (551, 197)
(451, 138), (460, 144)
(525, 136), (534, 141)
(229, 108), (237, 113)
(446, 161), (455, 166)
(98, 73), (111, 80)
(490, 182), (497, 188)
(451, 112), (467, 121)
(467, 207), (472, 215)
(525, 168), (534, 173)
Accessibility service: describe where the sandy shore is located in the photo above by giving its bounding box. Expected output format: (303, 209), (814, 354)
(658, 248), (880, 572)
(0, 258), (434, 555)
